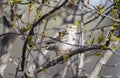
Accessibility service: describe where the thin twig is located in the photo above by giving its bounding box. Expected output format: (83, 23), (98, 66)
(35, 45), (101, 74)
(21, 0), (68, 72)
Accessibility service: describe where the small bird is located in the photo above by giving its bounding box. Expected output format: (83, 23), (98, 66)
(24, 24), (78, 78)
(44, 24), (78, 55)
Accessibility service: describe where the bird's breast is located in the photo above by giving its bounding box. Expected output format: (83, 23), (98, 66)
(57, 34), (77, 51)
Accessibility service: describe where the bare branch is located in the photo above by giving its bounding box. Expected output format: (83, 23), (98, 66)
(34, 45), (101, 74)
(21, 0), (68, 72)
(89, 41), (119, 78)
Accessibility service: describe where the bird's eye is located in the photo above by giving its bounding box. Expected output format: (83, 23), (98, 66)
(69, 26), (72, 28)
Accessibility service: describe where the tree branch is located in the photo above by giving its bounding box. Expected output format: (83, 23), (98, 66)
(89, 41), (119, 78)
(34, 45), (101, 74)
(21, 0), (68, 71)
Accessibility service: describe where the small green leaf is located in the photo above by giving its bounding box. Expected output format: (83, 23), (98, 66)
(96, 5), (105, 14)
(83, 26), (88, 32)
(111, 9), (118, 13)
(59, 31), (66, 37)
(115, 0), (120, 3)
(43, 31), (48, 37)
(110, 26), (116, 31)
(11, 21), (16, 27)
(116, 37), (120, 41)
(87, 37), (95, 45)
(29, 42), (34, 49)
(113, 46), (118, 51)
(42, 0), (48, 3)
(42, 19), (47, 23)
(8, 0), (23, 5)
(27, 36), (32, 42)
(53, 16), (57, 21)
(28, 2), (37, 11)
(63, 52), (69, 62)
(39, 66), (46, 71)
(100, 45), (107, 49)
(101, 28), (104, 33)
(26, 36), (34, 49)
(23, 24), (32, 32)
(71, 0), (78, 3)
(8, 0), (14, 5)
(98, 34), (104, 43)
(27, 42), (34, 50)
(37, 35), (41, 40)
(15, 14), (22, 19)
(15, 0), (23, 3)
(27, 44), (31, 50)
(75, 20), (81, 27)
(95, 52), (102, 56)
(34, 14), (40, 20)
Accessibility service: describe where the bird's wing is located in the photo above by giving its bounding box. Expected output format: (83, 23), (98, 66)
(44, 26), (66, 44)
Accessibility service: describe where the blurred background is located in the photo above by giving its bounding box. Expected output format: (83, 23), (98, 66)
(0, 0), (120, 78)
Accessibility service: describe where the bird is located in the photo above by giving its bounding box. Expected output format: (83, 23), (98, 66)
(24, 24), (78, 78)
(44, 24), (78, 55)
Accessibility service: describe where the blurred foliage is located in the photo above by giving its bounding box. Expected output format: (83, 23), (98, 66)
(96, 5), (105, 14)
(0, 0), (120, 53)
(1, 0), (120, 77)
(8, 0), (23, 5)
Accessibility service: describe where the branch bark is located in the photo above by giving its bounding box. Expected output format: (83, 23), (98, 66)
(89, 41), (119, 78)
(34, 45), (101, 74)
(21, 0), (68, 72)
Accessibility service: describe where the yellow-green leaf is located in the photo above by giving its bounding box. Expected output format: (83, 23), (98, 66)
(75, 20), (81, 27)
(8, 0), (14, 5)
(100, 45), (107, 49)
(87, 37), (95, 45)
(110, 26), (116, 30)
(37, 35), (41, 40)
(101, 28), (104, 33)
(34, 14), (40, 20)
(39, 66), (46, 71)
(27, 36), (33, 42)
(98, 34), (104, 43)
(27, 44), (31, 50)
(63, 52), (69, 62)
(83, 26), (89, 32)
(53, 16), (56, 21)
(27, 42), (34, 50)
(15, 0), (23, 3)
(96, 5), (105, 14)
(95, 52), (102, 56)
(59, 31), (66, 37)
(23, 24), (32, 32)
(115, 0), (120, 3)
(11, 21), (16, 27)
(43, 31), (48, 37)
(116, 37), (120, 41)
(15, 14), (22, 19)
(42, 19), (46, 23)
(42, 0), (48, 3)
(113, 46), (118, 51)
(28, 2), (37, 11)
(71, 0), (78, 3)
(111, 9), (118, 13)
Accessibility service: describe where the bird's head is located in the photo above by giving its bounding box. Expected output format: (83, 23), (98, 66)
(65, 24), (77, 34)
